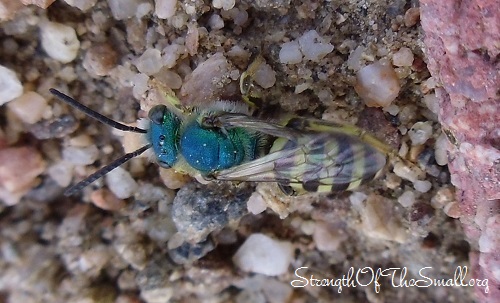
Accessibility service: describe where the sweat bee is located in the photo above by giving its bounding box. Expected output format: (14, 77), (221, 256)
(50, 58), (396, 197)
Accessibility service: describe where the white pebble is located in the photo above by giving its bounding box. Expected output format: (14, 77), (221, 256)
(233, 234), (293, 276)
(355, 60), (400, 107)
(162, 44), (184, 68)
(253, 63), (276, 89)
(423, 93), (440, 115)
(393, 162), (418, 182)
(298, 30), (334, 62)
(208, 14), (224, 30)
(413, 180), (432, 193)
(392, 47), (414, 67)
(347, 45), (364, 71)
(247, 192), (267, 215)
(408, 121), (433, 145)
(435, 132), (449, 166)
(7, 91), (48, 124)
(0, 65), (23, 105)
(62, 145), (99, 165)
(63, 0), (98, 11)
(105, 167), (138, 199)
(48, 161), (74, 187)
(213, 0), (235, 10)
(313, 222), (347, 251)
(348, 191), (367, 211)
(397, 190), (415, 207)
(107, 0), (141, 20)
(136, 2), (153, 19)
(155, 0), (177, 19)
(279, 41), (302, 64)
(40, 21), (80, 63)
(132, 73), (150, 99)
(135, 49), (163, 75)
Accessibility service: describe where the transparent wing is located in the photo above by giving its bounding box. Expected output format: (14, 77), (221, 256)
(212, 115), (388, 192)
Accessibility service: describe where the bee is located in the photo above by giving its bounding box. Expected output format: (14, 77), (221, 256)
(50, 61), (395, 196)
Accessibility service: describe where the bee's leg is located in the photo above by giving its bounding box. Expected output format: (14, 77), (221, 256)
(277, 183), (297, 196)
(240, 55), (267, 109)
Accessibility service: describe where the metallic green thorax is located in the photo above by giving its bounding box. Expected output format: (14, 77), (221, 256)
(147, 103), (266, 175)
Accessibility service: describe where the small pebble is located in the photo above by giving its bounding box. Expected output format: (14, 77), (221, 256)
(253, 62), (276, 89)
(135, 49), (163, 75)
(168, 237), (215, 264)
(29, 114), (79, 139)
(208, 13), (224, 30)
(232, 233), (293, 276)
(408, 121), (433, 145)
(360, 194), (407, 243)
(298, 30), (334, 62)
(40, 21), (80, 63)
(0, 65), (23, 105)
(7, 91), (48, 124)
(62, 145), (99, 165)
(90, 188), (127, 211)
(414, 180), (432, 193)
(398, 190), (416, 207)
(83, 43), (118, 76)
(47, 161), (74, 187)
(313, 222), (347, 251)
(159, 168), (190, 189)
(392, 47), (414, 67)
(404, 7), (420, 27)
(247, 191), (267, 214)
(0, 1), (23, 20)
(434, 133), (449, 166)
(443, 202), (461, 219)
(355, 60), (400, 107)
(155, 0), (177, 19)
(63, 0), (97, 11)
(22, 0), (56, 8)
(172, 182), (250, 243)
(107, 0), (142, 20)
(213, 0), (236, 10)
(279, 41), (302, 64)
(105, 167), (138, 199)
(0, 146), (46, 193)
(132, 73), (149, 99)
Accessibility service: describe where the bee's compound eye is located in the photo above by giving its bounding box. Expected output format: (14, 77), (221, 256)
(149, 105), (167, 125)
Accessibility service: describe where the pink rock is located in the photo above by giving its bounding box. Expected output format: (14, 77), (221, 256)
(20, 0), (55, 9)
(0, 146), (45, 193)
(90, 189), (127, 211)
(421, 1), (500, 302)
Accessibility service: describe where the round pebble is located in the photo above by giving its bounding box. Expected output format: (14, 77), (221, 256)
(135, 49), (163, 75)
(232, 233), (293, 276)
(354, 60), (400, 107)
(392, 47), (414, 67)
(298, 30), (334, 62)
(105, 166), (138, 199)
(0, 65), (23, 105)
(408, 121), (433, 145)
(83, 43), (118, 76)
(7, 91), (48, 124)
(90, 188), (127, 211)
(62, 145), (99, 165)
(40, 21), (80, 63)
(398, 190), (416, 207)
(155, 0), (177, 19)
(279, 41), (302, 64)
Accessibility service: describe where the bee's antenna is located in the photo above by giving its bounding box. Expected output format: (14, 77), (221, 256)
(64, 144), (152, 196)
(49, 88), (147, 134)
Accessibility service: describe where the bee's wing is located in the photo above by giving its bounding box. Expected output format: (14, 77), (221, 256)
(213, 122), (387, 192)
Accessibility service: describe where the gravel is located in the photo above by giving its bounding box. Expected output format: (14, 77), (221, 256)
(0, 1), (479, 302)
